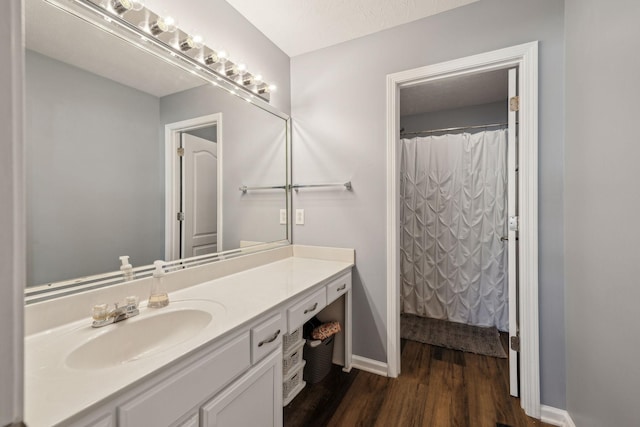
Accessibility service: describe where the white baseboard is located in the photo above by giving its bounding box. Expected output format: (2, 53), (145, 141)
(541, 405), (576, 427)
(351, 355), (388, 377)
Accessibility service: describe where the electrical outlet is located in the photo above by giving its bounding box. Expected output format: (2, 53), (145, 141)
(279, 209), (287, 225)
(295, 209), (305, 225)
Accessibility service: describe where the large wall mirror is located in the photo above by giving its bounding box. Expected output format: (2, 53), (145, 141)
(25, 0), (291, 297)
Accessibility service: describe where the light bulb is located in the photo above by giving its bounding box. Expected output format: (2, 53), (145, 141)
(204, 52), (219, 65)
(148, 18), (168, 35)
(179, 37), (195, 51)
(109, 0), (132, 15)
(237, 63), (247, 73)
(130, 0), (144, 11)
(192, 35), (204, 48)
(268, 84), (277, 92)
(218, 50), (228, 61)
(225, 62), (239, 77)
(257, 83), (269, 94)
(242, 73), (254, 86)
(254, 74), (263, 83)
(163, 16), (177, 32)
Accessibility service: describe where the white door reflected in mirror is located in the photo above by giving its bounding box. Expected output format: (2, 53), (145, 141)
(182, 133), (218, 258)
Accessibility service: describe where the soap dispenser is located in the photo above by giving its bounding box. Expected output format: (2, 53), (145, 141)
(119, 256), (135, 282)
(148, 260), (169, 308)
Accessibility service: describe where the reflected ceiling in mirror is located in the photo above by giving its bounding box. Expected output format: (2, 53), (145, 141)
(25, 0), (291, 297)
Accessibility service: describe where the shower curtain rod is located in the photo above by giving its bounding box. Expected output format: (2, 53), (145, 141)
(400, 122), (513, 137)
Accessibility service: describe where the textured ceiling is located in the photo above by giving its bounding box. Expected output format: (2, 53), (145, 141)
(400, 69), (509, 116)
(225, 0), (479, 57)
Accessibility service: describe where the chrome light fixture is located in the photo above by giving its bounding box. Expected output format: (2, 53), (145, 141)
(225, 62), (239, 78)
(108, 0), (143, 14)
(204, 52), (220, 66)
(148, 18), (168, 35)
(87, 0), (276, 102)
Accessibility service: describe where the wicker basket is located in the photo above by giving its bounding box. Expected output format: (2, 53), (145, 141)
(283, 360), (306, 404)
(283, 327), (303, 353)
(283, 340), (305, 377)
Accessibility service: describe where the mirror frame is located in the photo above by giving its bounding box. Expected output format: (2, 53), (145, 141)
(24, 0), (292, 303)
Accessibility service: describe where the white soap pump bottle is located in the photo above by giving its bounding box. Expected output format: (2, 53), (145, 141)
(148, 260), (169, 308)
(119, 255), (135, 282)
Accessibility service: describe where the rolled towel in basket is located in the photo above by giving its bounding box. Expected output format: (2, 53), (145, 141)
(311, 321), (341, 340)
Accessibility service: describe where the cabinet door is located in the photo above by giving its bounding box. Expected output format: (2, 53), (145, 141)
(201, 349), (282, 427)
(118, 333), (250, 427)
(176, 413), (199, 427)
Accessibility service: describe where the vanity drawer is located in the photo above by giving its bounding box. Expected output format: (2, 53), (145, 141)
(287, 288), (327, 332)
(118, 332), (250, 427)
(251, 313), (284, 364)
(326, 272), (352, 305)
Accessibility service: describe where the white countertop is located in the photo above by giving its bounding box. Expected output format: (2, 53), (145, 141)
(25, 255), (353, 427)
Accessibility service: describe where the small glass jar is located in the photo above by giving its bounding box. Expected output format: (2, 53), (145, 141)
(92, 303), (109, 321)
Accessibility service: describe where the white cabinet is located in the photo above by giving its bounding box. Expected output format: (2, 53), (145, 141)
(326, 272), (351, 305)
(58, 268), (352, 427)
(287, 288), (327, 332)
(251, 313), (284, 364)
(177, 414), (199, 427)
(201, 350), (283, 427)
(118, 333), (250, 427)
(281, 270), (353, 405)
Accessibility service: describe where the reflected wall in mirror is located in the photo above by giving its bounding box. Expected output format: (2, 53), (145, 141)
(25, 0), (290, 289)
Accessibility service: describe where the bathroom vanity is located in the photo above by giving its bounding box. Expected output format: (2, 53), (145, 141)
(22, 2), (351, 426)
(24, 245), (354, 427)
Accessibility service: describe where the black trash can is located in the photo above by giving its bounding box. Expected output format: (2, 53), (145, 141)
(302, 335), (335, 384)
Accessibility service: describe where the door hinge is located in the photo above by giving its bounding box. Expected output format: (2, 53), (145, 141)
(177, 147), (185, 157)
(510, 96), (520, 112)
(177, 212), (185, 221)
(508, 216), (519, 232)
(510, 335), (520, 352)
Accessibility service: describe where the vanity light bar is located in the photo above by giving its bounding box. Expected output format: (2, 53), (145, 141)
(80, 0), (276, 102)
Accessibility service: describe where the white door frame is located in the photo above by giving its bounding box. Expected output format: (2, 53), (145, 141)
(165, 113), (223, 260)
(385, 42), (540, 417)
(1, 0), (24, 423)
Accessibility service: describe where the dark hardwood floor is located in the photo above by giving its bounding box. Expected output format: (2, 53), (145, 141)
(284, 338), (553, 427)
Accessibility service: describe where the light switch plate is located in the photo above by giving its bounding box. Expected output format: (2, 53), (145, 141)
(295, 209), (305, 225)
(279, 209), (287, 225)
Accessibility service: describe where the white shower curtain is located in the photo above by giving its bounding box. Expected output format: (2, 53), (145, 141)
(400, 130), (509, 331)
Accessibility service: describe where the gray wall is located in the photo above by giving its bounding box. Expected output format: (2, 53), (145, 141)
(145, 0), (291, 115)
(565, 0), (640, 425)
(0, 0), (24, 423)
(400, 101), (507, 134)
(25, 50), (163, 286)
(160, 85), (288, 250)
(291, 0), (566, 408)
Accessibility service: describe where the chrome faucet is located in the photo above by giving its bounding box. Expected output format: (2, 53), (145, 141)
(92, 296), (139, 328)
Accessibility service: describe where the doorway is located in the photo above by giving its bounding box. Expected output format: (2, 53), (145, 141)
(386, 42), (540, 418)
(165, 113), (223, 261)
(398, 65), (518, 387)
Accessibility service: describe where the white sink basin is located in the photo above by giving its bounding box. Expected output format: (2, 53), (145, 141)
(65, 301), (224, 370)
